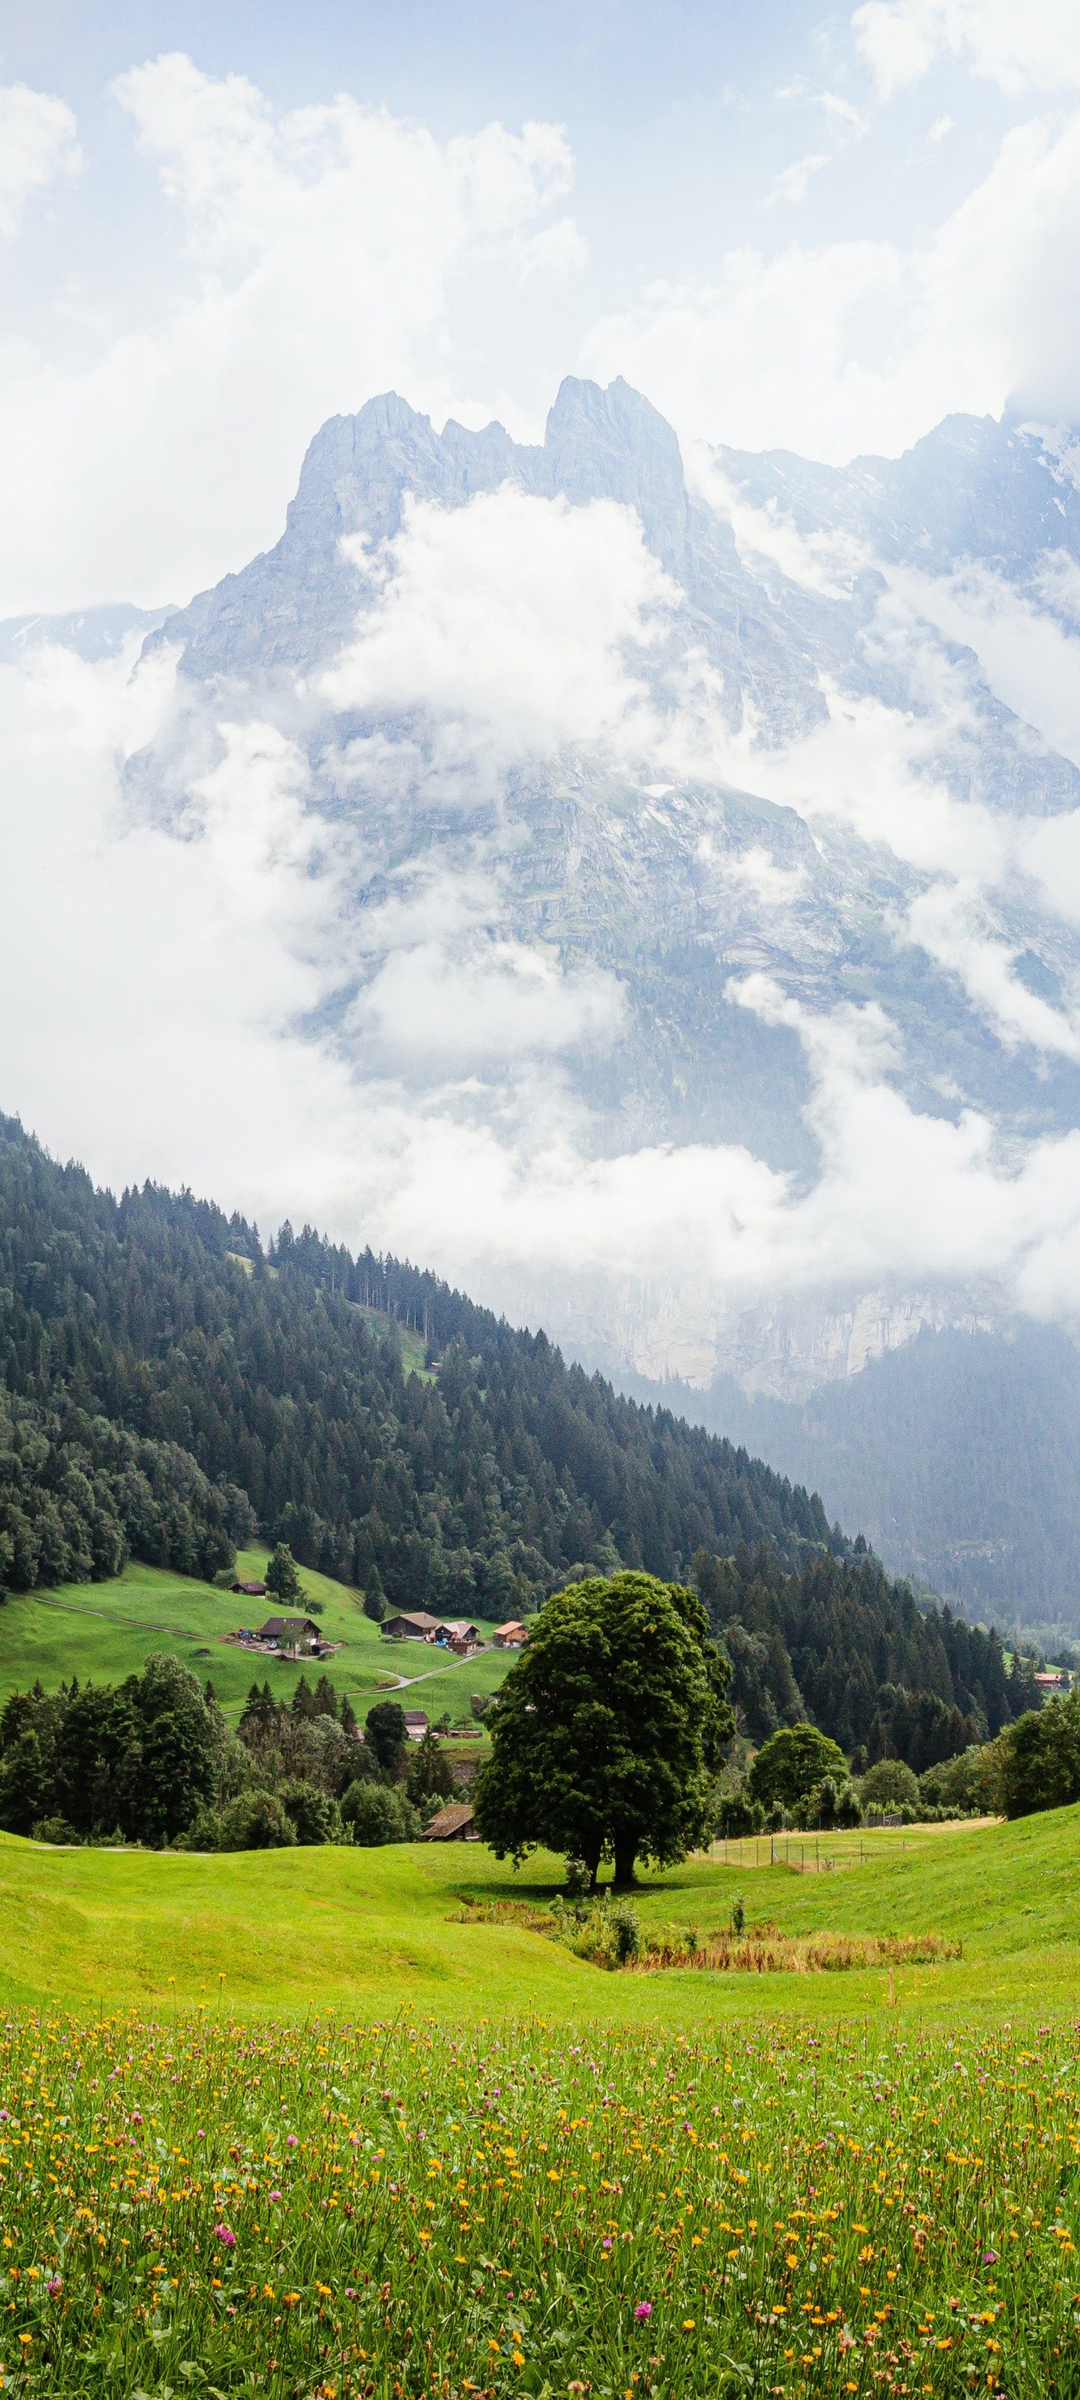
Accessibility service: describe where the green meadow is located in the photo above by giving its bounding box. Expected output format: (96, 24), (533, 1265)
(5, 1812), (1080, 2395)
(0, 1552), (512, 1722)
(7, 1554), (1080, 2393)
(2, 1800), (1078, 2027)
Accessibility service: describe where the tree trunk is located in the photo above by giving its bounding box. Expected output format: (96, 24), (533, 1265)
(613, 1841), (636, 1890)
(583, 1837), (602, 1893)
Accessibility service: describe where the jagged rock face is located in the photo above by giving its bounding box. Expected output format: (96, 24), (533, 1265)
(132, 377), (1080, 1397)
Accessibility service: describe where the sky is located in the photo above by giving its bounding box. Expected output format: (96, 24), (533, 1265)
(3, 0), (1080, 610)
(6, 0), (1080, 1390)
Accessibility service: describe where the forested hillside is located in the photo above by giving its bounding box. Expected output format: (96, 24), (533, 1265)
(0, 1114), (828, 1615)
(696, 1545), (1042, 1768)
(615, 1326), (1080, 1628)
(0, 1115), (1041, 1772)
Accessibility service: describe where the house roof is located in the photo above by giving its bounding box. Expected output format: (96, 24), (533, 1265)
(257, 1615), (320, 1641)
(495, 1619), (527, 1636)
(383, 1610), (443, 1632)
(441, 1619), (478, 1637)
(236, 1581), (267, 1596)
(403, 1710), (429, 1726)
(422, 1802), (476, 1840)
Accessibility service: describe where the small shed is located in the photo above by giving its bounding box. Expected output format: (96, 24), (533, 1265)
(403, 1710), (430, 1741)
(422, 1802), (479, 1842)
(235, 1580), (267, 1597)
(493, 1620), (528, 1648)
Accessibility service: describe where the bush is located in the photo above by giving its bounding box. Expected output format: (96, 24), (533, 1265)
(748, 1724), (849, 1813)
(31, 1814), (78, 1845)
(716, 1788), (764, 1839)
(858, 1759), (920, 1815)
(610, 1900), (640, 1963)
(919, 1744), (1003, 1818)
(280, 1781), (340, 1845)
(216, 1790), (296, 1850)
(340, 1781), (419, 1846)
(213, 1566), (238, 1590)
(836, 1782), (862, 1828)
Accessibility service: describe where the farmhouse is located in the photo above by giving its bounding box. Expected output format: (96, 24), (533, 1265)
(437, 1619), (480, 1644)
(403, 1710), (430, 1741)
(234, 1580), (267, 1597)
(256, 1614), (324, 1653)
(381, 1610), (443, 1641)
(493, 1620), (528, 1648)
(422, 1802), (478, 1842)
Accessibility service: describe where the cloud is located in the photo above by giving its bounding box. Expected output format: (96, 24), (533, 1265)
(766, 152), (831, 207)
(10, 630), (1080, 1391)
(322, 484), (675, 783)
(852, 0), (1080, 99)
(350, 940), (625, 1069)
(0, 79), (80, 239)
(580, 105), (1080, 459)
(0, 54), (584, 613)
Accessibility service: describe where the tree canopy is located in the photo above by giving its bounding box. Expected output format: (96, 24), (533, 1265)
(747, 1723), (848, 1812)
(473, 1571), (733, 1887)
(0, 1112), (831, 1613)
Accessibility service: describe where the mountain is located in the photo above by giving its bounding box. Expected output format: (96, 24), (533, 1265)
(606, 1322), (1080, 1632)
(108, 377), (1080, 1607)
(0, 1111), (1037, 1767)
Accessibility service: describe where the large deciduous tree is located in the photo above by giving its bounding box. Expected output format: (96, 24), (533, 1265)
(473, 1571), (732, 1888)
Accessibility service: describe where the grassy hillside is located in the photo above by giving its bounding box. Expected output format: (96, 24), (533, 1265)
(2, 1801), (1078, 2024)
(4, 1817), (1080, 2395)
(0, 1549), (513, 1721)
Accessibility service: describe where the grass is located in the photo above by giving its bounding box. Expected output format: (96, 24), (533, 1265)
(0, 1551), (513, 1722)
(4, 1812), (1080, 2391)
(4, 1938), (1080, 2397)
(2, 1799), (1080, 2025)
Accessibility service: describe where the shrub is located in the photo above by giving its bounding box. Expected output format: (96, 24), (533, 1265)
(280, 1781), (340, 1845)
(836, 1782), (862, 1828)
(340, 1781), (419, 1846)
(716, 1788), (764, 1839)
(610, 1901), (640, 1964)
(215, 1790), (296, 1850)
(748, 1724), (848, 1812)
(859, 1759), (920, 1815)
(31, 1814), (78, 1845)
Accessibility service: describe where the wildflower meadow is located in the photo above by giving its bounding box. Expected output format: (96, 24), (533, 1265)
(3, 2009), (1080, 2398)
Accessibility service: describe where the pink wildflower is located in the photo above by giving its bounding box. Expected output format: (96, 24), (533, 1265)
(213, 2223), (237, 2248)
(634, 2302), (652, 2321)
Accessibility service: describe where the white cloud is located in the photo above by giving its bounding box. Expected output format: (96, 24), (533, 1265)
(852, 0), (1080, 99)
(766, 152), (831, 207)
(10, 636), (1080, 1383)
(323, 485), (675, 781)
(887, 559), (1080, 771)
(0, 54), (584, 612)
(351, 940), (625, 1067)
(581, 105), (1080, 459)
(0, 79), (80, 239)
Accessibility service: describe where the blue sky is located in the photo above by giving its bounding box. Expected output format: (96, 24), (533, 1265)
(0, 0), (1078, 606)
